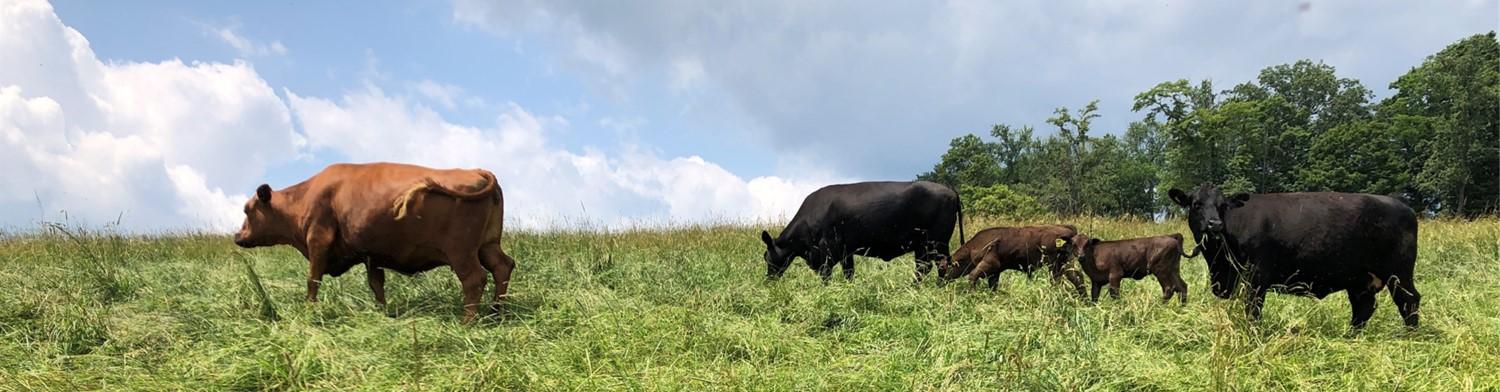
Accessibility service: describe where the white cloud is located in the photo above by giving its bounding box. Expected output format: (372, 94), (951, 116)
(203, 21), (287, 57)
(287, 84), (840, 228)
(0, 0), (844, 233)
(412, 79), (464, 110)
(451, 0), (1498, 179)
(0, 0), (298, 231)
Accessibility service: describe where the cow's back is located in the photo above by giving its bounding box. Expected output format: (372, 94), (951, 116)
(1225, 192), (1417, 281)
(788, 181), (957, 249)
(309, 163), (503, 262)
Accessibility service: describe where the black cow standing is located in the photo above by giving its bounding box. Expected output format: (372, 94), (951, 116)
(1169, 184), (1420, 328)
(760, 181), (964, 283)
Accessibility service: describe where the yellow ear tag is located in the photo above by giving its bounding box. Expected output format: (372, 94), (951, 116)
(1055, 238), (1066, 247)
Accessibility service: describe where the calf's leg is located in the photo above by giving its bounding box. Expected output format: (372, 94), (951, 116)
(1175, 277), (1189, 305)
(1107, 270), (1124, 299)
(1062, 269), (1088, 298)
(1157, 274), (1175, 303)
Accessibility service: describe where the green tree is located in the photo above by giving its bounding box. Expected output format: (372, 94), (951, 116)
(918, 134), (1002, 188)
(990, 124), (1038, 185)
(1223, 60), (1373, 191)
(1133, 80), (1222, 195)
(1045, 100), (1100, 215)
(1302, 120), (1408, 195)
(1383, 32), (1500, 216)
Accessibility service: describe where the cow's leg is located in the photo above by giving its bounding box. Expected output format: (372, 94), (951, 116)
(304, 226), (336, 302)
(1090, 282), (1104, 302)
(1390, 274), (1421, 328)
(816, 257), (835, 283)
(450, 252), (488, 323)
(840, 254), (855, 281)
(479, 243), (516, 314)
(1107, 270), (1124, 299)
(986, 272), (1000, 291)
(912, 243), (935, 285)
(366, 264), (387, 307)
(1244, 283), (1268, 321)
(913, 256), (933, 285)
(1348, 287), (1377, 329)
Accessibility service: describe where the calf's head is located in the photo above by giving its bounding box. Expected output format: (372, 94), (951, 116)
(937, 246), (973, 281)
(234, 184), (292, 248)
(1068, 234), (1100, 263)
(1168, 184), (1249, 298)
(759, 231), (794, 279)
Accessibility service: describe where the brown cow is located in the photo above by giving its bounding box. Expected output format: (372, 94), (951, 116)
(233, 162), (516, 322)
(1068, 233), (1197, 303)
(938, 225), (1083, 292)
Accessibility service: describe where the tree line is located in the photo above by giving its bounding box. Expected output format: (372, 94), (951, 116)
(920, 32), (1499, 219)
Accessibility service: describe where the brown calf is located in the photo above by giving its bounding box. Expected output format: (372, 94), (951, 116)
(234, 162), (516, 323)
(1069, 233), (1198, 303)
(938, 225), (1083, 292)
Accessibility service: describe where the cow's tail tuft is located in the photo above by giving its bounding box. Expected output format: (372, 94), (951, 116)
(392, 183), (428, 220)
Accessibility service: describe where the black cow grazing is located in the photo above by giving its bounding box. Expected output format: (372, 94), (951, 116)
(759, 181), (964, 283)
(1169, 184), (1420, 328)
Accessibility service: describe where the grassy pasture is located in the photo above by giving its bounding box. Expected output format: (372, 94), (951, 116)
(0, 217), (1495, 390)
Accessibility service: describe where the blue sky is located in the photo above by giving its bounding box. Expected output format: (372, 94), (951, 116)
(2, 0), (1494, 231)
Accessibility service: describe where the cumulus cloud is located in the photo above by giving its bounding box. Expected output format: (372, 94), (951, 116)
(287, 84), (838, 228)
(451, 0), (1498, 179)
(0, 0), (300, 231)
(1, 0), (839, 232)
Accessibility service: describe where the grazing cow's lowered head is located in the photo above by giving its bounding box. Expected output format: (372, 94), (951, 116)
(234, 184), (294, 248)
(1168, 183), (1249, 298)
(760, 230), (796, 279)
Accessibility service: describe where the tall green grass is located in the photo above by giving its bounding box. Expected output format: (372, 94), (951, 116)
(0, 218), (1495, 390)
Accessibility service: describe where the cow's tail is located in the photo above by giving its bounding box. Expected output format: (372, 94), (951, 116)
(954, 188), (966, 244)
(1173, 233), (1201, 258)
(393, 170), (500, 220)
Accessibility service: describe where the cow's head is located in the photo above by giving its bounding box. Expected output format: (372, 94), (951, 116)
(1047, 228), (1076, 264)
(1168, 184), (1247, 236)
(234, 184), (291, 248)
(1168, 184), (1248, 298)
(760, 230), (794, 279)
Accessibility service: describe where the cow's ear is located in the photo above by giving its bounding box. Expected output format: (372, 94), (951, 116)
(760, 230), (775, 248)
(1228, 193), (1250, 208)
(256, 184), (273, 203)
(1167, 188), (1191, 207)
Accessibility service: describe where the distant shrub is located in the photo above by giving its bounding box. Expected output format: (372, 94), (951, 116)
(960, 184), (1045, 219)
